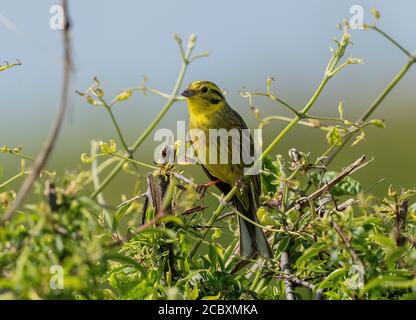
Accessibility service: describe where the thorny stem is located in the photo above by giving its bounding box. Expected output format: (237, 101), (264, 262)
(91, 35), (198, 198)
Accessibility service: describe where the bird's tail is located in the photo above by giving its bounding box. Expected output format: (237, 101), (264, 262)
(234, 195), (273, 259)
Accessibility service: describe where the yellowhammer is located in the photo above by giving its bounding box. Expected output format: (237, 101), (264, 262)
(181, 80), (272, 258)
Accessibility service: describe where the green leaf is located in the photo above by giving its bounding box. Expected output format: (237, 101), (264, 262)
(351, 131), (365, 146)
(261, 155), (284, 193)
(408, 202), (416, 213)
(103, 253), (146, 273)
(188, 284), (199, 300)
(371, 8), (381, 20)
(370, 119), (385, 128)
(113, 202), (131, 232)
(138, 227), (178, 240)
(295, 242), (328, 268)
(201, 292), (221, 300)
(223, 239), (238, 267)
(208, 244), (218, 270)
(364, 276), (416, 292)
(158, 215), (185, 227)
(326, 127), (344, 146)
(318, 267), (347, 289)
(275, 235), (290, 255)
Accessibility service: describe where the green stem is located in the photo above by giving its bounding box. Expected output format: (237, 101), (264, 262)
(306, 115), (363, 131)
(247, 92), (299, 117)
(259, 76), (330, 163)
(109, 153), (157, 170)
(129, 85), (185, 101)
(326, 59), (414, 165)
(189, 186), (237, 258)
(105, 105), (130, 153)
(8, 151), (35, 162)
(90, 38), (196, 198)
(0, 60), (21, 72)
(368, 26), (412, 57)
(259, 116), (317, 129)
(97, 95), (130, 154)
(0, 172), (27, 189)
(358, 60), (414, 123)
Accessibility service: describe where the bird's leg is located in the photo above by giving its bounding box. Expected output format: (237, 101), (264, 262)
(196, 179), (221, 198)
(205, 179), (222, 187)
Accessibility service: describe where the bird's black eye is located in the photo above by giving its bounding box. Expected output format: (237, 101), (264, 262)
(201, 86), (208, 93)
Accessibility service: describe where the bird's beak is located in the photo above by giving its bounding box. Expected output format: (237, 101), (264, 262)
(181, 88), (196, 97)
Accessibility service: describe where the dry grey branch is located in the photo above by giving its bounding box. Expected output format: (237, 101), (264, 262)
(280, 251), (295, 300)
(296, 155), (367, 209)
(1, 0), (72, 226)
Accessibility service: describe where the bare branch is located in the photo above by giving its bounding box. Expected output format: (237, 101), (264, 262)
(296, 155), (368, 209)
(1, 0), (72, 225)
(332, 219), (365, 270)
(280, 251), (295, 300)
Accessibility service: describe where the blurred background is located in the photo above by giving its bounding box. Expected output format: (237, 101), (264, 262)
(0, 0), (415, 204)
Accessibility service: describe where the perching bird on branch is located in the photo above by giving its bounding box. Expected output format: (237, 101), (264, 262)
(182, 80), (272, 258)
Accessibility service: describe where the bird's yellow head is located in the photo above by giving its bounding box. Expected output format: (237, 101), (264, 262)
(181, 81), (226, 114)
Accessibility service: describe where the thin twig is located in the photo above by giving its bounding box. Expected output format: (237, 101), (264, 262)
(0, 59), (21, 72)
(91, 140), (110, 217)
(280, 251), (295, 300)
(181, 205), (207, 216)
(117, 193), (147, 208)
(366, 25), (412, 57)
(90, 34), (200, 198)
(331, 219), (365, 270)
(272, 273), (315, 290)
(325, 25), (415, 165)
(189, 186), (238, 258)
(1, 0), (72, 225)
(296, 155), (368, 209)
(395, 198), (408, 247)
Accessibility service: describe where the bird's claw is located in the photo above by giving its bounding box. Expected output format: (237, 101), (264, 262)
(196, 179), (221, 198)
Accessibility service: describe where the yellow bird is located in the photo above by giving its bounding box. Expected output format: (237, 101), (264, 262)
(181, 80), (272, 258)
